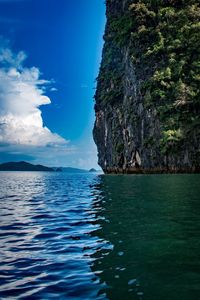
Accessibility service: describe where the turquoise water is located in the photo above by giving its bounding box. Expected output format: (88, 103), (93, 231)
(0, 172), (200, 299)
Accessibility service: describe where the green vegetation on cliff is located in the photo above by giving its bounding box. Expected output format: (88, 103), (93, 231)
(94, 0), (200, 172)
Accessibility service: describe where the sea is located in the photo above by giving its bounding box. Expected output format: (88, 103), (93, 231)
(0, 171), (200, 300)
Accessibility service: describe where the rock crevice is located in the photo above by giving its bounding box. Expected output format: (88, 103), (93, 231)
(93, 0), (200, 173)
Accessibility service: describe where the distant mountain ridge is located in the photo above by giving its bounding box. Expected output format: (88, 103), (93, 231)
(0, 161), (54, 172)
(0, 161), (100, 173)
(0, 161), (54, 171)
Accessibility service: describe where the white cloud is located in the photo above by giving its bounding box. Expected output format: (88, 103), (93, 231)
(0, 47), (26, 68)
(50, 87), (58, 92)
(0, 41), (99, 168)
(0, 43), (67, 148)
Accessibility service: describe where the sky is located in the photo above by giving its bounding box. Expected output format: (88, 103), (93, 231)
(0, 0), (106, 169)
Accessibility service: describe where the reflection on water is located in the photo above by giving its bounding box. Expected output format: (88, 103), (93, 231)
(91, 175), (200, 300)
(0, 172), (108, 299)
(0, 172), (200, 299)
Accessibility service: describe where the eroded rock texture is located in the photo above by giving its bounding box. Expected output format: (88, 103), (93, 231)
(93, 0), (200, 173)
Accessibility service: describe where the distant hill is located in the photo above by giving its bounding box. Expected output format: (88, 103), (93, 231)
(0, 161), (101, 173)
(89, 168), (97, 172)
(0, 161), (54, 172)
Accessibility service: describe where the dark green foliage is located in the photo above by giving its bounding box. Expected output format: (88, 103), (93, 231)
(144, 136), (156, 147)
(116, 143), (124, 153)
(95, 33), (124, 106)
(96, 0), (200, 153)
(160, 128), (184, 154)
(109, 15), (134, 47)
(129, 1), (200, 151)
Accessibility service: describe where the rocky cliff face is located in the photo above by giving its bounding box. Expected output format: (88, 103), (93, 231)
(93, 0), (200, 173)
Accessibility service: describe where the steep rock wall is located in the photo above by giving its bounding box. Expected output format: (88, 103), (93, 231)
(93, 0), (200, 173)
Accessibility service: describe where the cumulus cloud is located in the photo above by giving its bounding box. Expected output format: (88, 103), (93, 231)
(0, 40), (100, 168)
(0, 42), (67, 148)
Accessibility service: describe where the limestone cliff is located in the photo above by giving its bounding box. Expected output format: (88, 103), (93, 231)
(93, 0), (200, 173)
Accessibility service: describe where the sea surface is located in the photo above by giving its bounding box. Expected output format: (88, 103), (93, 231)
(0, 172), (200, 300)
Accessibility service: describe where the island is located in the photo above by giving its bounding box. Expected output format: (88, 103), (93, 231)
(0, 162), (95, 173)
(89, 168), (97, 173)
(93, 0), (200, 174)
(0, 161), (55, 171)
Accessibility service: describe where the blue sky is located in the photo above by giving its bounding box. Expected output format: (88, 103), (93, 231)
(0, 0), (106, 169)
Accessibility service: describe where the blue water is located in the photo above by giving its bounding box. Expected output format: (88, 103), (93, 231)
(0, 172), (200, 299)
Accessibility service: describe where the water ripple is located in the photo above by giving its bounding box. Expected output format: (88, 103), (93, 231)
(0, 172), (109, 299)
(1, 172), (200, 300)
